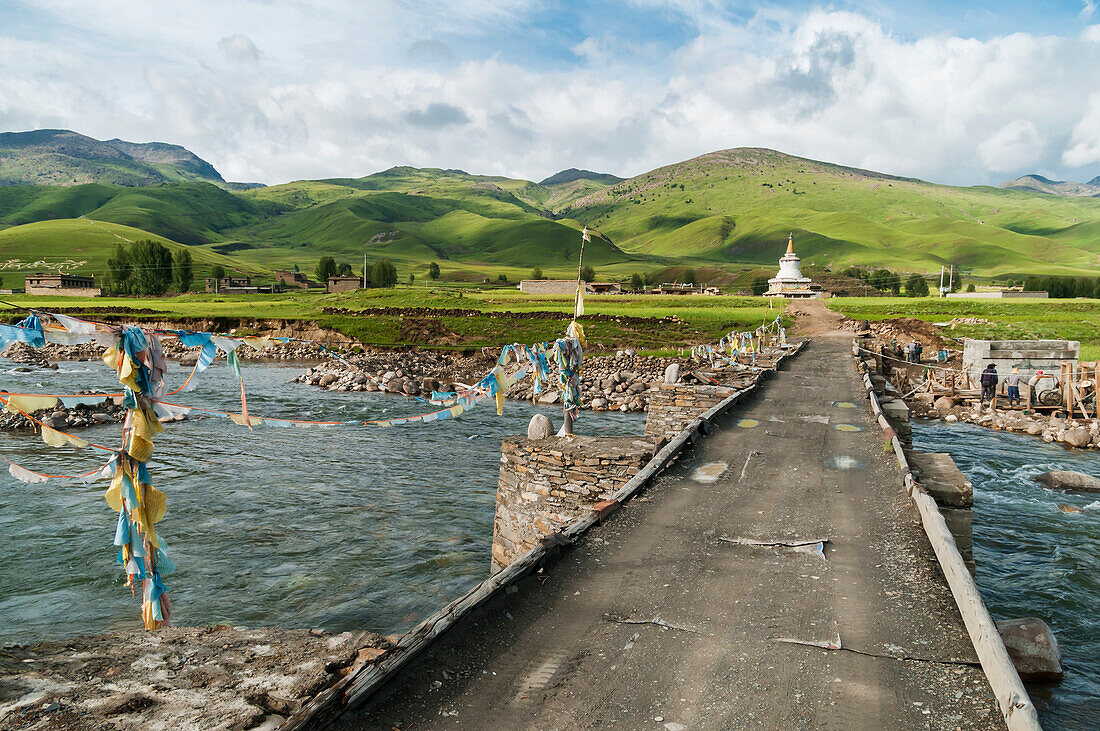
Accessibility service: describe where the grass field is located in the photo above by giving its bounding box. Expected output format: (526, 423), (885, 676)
(826, 297), (1100, 360)
(0, 288), (785, 353)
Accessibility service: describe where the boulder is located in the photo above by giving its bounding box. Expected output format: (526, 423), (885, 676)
(538, 392), (560, 405)
(995, 618), (1064, 682)
(944, 414), (958, 423)
(1033, 470), (1100, 493)
(933, 396), (956, 411)
(402, 380), (420, 395)
(318, 374), (338, 387)
(527, 413), (554, 439)
(1026, 422), (1044, 435)
(664, 364), (680, 385)
(590, 398), (608, 409)
(179, 353), (199, 367)
(1063, 428), (1091, 448)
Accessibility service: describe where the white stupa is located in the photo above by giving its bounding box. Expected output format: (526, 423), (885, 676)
(763, 233), (823, 299)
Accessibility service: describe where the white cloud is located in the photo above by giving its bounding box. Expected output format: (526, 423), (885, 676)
(979, 120), (1047, 172)
(1, 3), (1099, 185)
(1083, 1), (1097, 21)
(1063, 93), (1100, 167)
(218, 34), (260, 62)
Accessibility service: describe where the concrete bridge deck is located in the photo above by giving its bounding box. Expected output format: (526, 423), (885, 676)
(334, 334), (1003, 730)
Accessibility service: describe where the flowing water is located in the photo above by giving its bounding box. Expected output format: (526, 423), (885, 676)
(914, 420), (1100, 731)
(0, 360), (642, 645)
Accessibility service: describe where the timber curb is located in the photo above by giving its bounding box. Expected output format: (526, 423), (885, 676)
(852, 339), (1041, 731)
(283, 341), (806, 729)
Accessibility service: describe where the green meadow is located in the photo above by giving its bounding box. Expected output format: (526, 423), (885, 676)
(826, 296), (1100, 360)
(1, 288), (785, 353)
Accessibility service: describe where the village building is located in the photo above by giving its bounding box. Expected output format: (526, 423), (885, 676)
(518, 280), (624, 295)
(327, 275), (364, 293)
(274, 270), (314, 289)
(25, 273), (101, 297)
(947, 290), (1049, 299)
(763, 234), (824, 299)
(649, 283), (720, 295)
(204, 276), (273, 294)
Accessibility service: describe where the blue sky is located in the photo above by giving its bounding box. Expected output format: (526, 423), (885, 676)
(1, 0), (1098, 185)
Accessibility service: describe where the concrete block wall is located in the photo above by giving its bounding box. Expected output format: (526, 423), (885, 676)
(962, 339), (1079, 384)
(492, 436), (653, 573)
(643, 384), (736, 440)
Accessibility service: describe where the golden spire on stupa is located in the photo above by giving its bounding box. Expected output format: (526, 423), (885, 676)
(785, 233), (795, 256)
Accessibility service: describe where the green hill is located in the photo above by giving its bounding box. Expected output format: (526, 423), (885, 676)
(562, 148), (1100, 277)
(0, 129), (226, 187)
(2, 145), (1099, 285)
(0, 218), (245, 290)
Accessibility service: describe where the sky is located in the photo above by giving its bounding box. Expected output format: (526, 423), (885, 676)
(2, 0), (1099, 186)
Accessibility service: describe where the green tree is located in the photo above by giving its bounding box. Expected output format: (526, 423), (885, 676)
(682, 268), (697, 285)
(949, 270), (962, 292)
(966, 283), (976, 293)
(843, 266), (866, 281)
(315, 256), (338, 282)
(751, 276), (770, 296)
(104, 244), (132, 295)
(498, 273), (508, 282)
(210, 264), (226, 281)
(870, 268), (891, 290)
(580, 264), (596, 282)
(531, 266), (544, 280)
(428, 262), (441, 280)
(173, 249), (193, 293)
(630, 273), (644, 291)
(130, 240), (173, 295)
(337, 262), (353, 276)
(371, 259), (398, 288)
(904, 273), (929, 297)
(408, 273), (415, 284)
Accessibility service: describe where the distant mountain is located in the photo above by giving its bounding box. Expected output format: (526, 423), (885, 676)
(0, 129), (225, 187)
(539, 168), (623, 186)
(998, 174), (1100, 197)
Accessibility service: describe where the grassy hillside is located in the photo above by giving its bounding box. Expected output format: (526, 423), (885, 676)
(564, 148), (1100, 277)
(0, 218), (245, 289)
(3, 147), (1100, 285)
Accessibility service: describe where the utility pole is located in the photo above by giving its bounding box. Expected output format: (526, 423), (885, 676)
(948, 264), (954, 293)
(363, 251), (367, 289)
(939, 266), (945, 297)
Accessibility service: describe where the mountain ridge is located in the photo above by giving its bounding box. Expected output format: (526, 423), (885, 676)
(0, 129), (226, 187)
(998, 173), (1100, 197)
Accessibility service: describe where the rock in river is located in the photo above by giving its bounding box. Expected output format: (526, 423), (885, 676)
(1032, 470), (1100, 493)
(995, 617), (1064, 682)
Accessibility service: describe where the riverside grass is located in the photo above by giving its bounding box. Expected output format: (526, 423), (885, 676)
(827, 297), (1100, 360)
(0, 288), (786, 353)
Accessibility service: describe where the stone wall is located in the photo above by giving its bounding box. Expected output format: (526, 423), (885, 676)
(643, 383), (736, 440)
(492, 435), (653, 573)
(962, 339), (1079, 383)
(26, 285), (101, 297)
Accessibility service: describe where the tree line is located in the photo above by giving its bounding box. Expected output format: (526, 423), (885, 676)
(105, 241), (193, 295)
(315, 256), (399, 287)
(1021, 275), (1100, 299)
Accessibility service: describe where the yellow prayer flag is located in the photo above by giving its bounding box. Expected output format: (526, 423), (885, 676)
(41, 425), (89, 450)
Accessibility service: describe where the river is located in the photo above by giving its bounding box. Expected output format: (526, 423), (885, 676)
(0, 359), (643, 645)
(914, 420), (1100, 731)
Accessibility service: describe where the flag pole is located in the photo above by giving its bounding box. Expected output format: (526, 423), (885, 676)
(563, 226), (589, 436)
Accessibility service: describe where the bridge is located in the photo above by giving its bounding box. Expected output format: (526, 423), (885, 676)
(290, 302), (1037, 730)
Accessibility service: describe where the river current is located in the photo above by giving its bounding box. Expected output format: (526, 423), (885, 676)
(0, 360), (642, 645)
(914, 420), (1099, 731)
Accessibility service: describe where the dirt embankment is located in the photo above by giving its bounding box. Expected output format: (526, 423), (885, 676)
(320, 306), (682, 327)
(0, 626), (392, 731)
